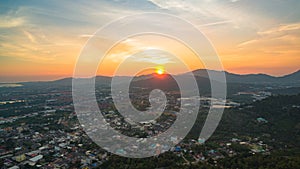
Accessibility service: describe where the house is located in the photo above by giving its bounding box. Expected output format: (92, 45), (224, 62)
(13, 154), (26, 162)
(257, 117), (268, 123)
(28, 154), (43, 166)
(53, 159), (69, 168)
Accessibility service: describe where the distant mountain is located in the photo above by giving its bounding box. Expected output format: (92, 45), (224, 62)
(131, 74), (180, 91)
(21, 76), (112, 87)
(279, 70), (300, 83)
(18, 69), (300, 92)
(225, 72), (276, 84)
(191, 69), (300, 85)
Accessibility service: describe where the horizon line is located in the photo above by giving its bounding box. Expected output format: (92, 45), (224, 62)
(1, 68), (299, 84)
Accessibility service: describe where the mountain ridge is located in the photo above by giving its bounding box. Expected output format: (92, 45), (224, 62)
(15, 69), (300, 86)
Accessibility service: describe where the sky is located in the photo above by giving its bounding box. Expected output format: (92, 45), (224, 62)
(0, 0), (300, 82)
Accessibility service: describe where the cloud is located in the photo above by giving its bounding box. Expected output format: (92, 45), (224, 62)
(79, 34), (94, 38)
(0, 24), (85, 63)
(198, 20), (233, 27)
(237, 22), (300, 58)
(237, 39), (258, 47)
(132, 49), (175, 64)
(23, 30), (37, 43)
(0, 16), (25, 28)
(258, 23), (300, 35)
(104, 38), (176, 65)
(0, 0), (156, 63)
(103, 38), (145, 64)
(239, 23), (300, 47)
(1, 0), (299, 78)
(148, 0), (190, 10)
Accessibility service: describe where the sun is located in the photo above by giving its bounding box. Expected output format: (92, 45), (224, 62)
(156, 67), (165, 75)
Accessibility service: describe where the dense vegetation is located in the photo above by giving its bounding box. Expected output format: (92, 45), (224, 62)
(96, 95), (300, 169)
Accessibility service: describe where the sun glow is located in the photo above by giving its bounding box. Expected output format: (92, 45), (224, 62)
(156, 67), (165, 75)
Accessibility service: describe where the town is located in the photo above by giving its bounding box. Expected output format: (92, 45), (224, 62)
(0, 83), (279, 169)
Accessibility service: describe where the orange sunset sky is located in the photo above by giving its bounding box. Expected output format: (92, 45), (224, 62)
(0, 0), (300, 82)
